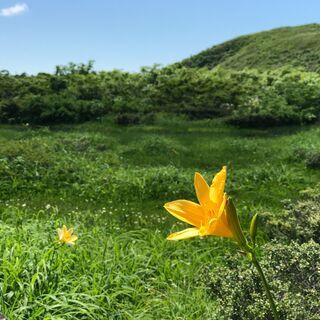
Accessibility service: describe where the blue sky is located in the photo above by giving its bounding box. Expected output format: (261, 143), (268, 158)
(1, 0), (320, 74)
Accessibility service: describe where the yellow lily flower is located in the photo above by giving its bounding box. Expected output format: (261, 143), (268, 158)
(164, 166), (233, 240)
(57, 225), (78, 245)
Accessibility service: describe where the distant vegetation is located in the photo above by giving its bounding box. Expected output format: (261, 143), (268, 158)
(180, 24), (320, 71)
(1, 61), (320, 127)
(2, 24), (320, 127)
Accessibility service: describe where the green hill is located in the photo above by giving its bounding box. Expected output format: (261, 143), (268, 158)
(179, 24), (320, 71)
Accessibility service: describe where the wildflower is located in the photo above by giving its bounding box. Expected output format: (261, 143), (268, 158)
(163, 166), (280, 319)
(57, 225), (78, 245)
(164, 166), (233, 240)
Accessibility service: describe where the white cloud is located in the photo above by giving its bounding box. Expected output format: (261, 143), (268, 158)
(0, 3), (28, 17)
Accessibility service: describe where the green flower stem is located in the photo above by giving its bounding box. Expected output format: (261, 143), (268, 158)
(251, 253), (280, 320)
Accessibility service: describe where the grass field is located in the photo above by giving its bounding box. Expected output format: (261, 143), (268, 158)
(0, 118), (319, 319)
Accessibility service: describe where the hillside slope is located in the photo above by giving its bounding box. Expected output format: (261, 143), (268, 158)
(179, 24), (320, 71)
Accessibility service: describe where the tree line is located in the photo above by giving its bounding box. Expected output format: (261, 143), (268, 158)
(1, 62), (320, 127)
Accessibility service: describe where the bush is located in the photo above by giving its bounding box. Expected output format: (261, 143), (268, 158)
(288, 139), (320, 168)
(305, 152), (320, 169)
(261, 187), (320, 243)
(19, 94), (80, 124)
(114, 112), (156, 126)
(228, 89), (301, 127)
(114, 113), (141, 125)
(140, 112), (156, 125)
(0, 99), (20, 123)
(199, 241), (320, 320)
(269, 67), (320, 114)
(140, 136), (186, 156)
(1, 64), (320, 126)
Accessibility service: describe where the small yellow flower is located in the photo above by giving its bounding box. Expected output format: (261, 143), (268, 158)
(57, 225), (78, 245)
(164, 166), (233, 240)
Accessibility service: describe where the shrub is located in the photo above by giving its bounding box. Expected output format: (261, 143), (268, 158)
(269, 67), (320, 115)
(0, 99), (20, 123)
(228, 88), (301, 127)
(114, 113), (141, 125)
(261, 187), (320, 243)
(19, 94), (79, 124)
(305, 152), (320, 169)
(288, 147), (311, 162)
(1, 64), (320, 126)
(140, 112), (156, 125)
(153, 66), (237, 118)
(199, 241), (320, 320)
(287, 138), (320, 168)
(140, 136), (186, 156)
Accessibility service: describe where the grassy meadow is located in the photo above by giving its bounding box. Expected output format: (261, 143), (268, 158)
(0, 117), (319, 319)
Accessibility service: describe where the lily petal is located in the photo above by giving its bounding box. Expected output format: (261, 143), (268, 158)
(69, 235), (78, 242)
(194, 172), (211, 209)
(212, 211), (233, 237)
(57, 228), (63, 240)
(212, 194), (233, 237)
(167, 227), (200, 240)
(67, 235), (78, 244)
(218, 193), (227, 218)
(209, 166), (227, 204)
(164, 200), (203, 227)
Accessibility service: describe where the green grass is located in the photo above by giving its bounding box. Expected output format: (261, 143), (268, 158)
(0, 119), (319, 319)
(179, 24), (320, 71)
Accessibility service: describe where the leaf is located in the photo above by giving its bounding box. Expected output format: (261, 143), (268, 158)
(250, 213), (258, 247)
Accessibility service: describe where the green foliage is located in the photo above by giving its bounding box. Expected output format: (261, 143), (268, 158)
(262, 187), (320, 243)
(7, 25), (320, 127)
(287, 128), (320, 165)
(227, 67), (320, 127)
(287, 140), (320, 169)
(55, 60), (96, 76)
(149, 66), (235, 118)
(114, 112), (141, 125)
(305, 152), (320, 169)
(0, 206), (229, 319)
(0, 122), (319, 318)
(249, 213), (258, 247)
(126, 135), (187, 157)
(228, 88), (301, 127)
(2, 62), (320, 126)
(1, 122), (319, 206)
(2, 23), (320, 317)
(200, 240), (320, 320)
(180, 24), (320, 71)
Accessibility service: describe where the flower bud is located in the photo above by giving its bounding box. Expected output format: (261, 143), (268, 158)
(226, 198), (251, 252)
(249, 213), (258, 247)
